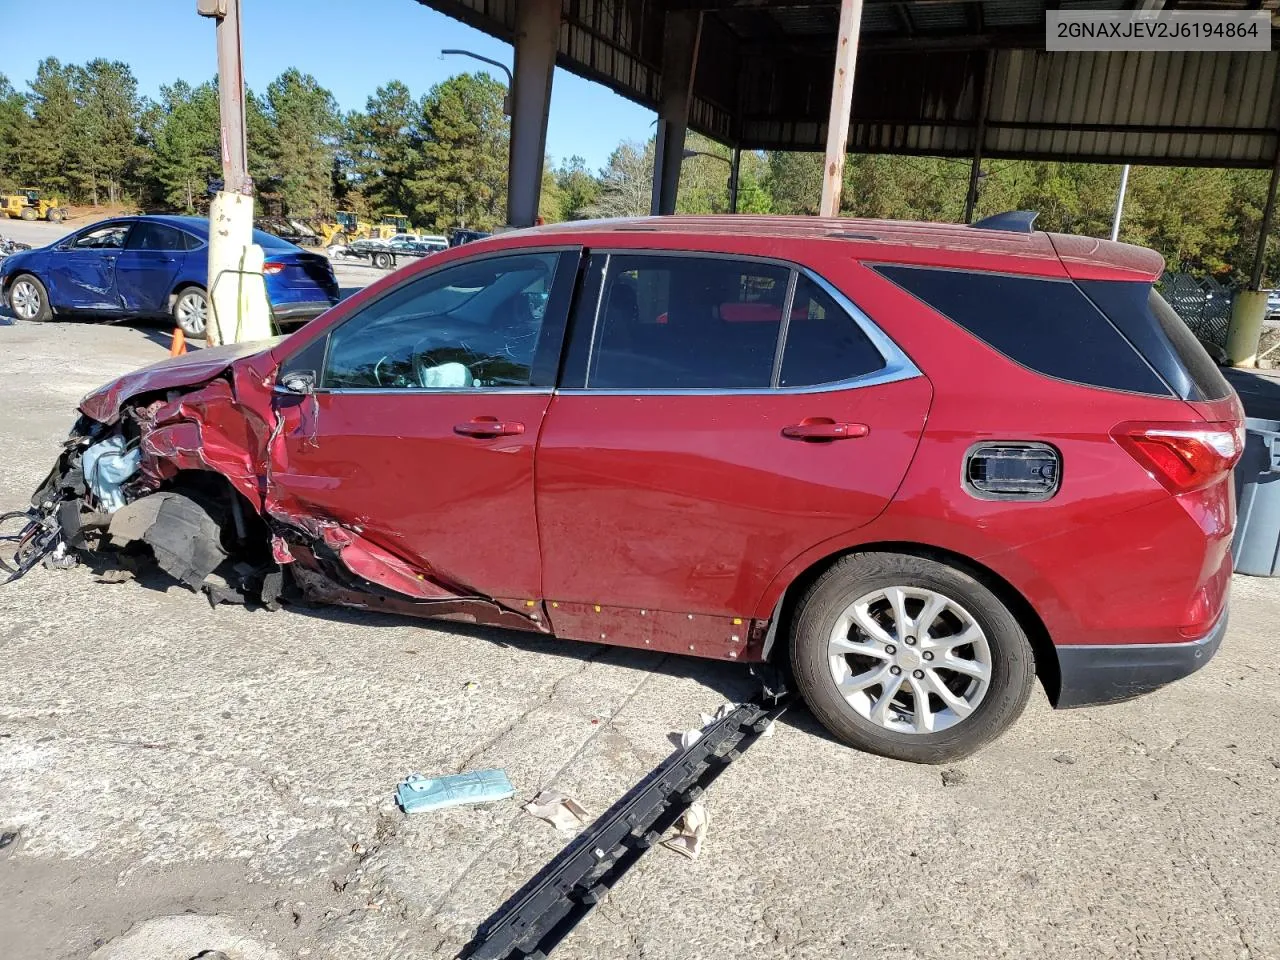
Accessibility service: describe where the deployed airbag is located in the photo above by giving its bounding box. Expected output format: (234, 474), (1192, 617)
(81, 435), (141, 513)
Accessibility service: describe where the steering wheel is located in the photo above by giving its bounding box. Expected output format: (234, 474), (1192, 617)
(372, 355), (412, 388)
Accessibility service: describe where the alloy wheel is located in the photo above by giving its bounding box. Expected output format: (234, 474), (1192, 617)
(827, 585), (992, 734)
(11, 280), (41, 320)
(175, 290), (208, 337)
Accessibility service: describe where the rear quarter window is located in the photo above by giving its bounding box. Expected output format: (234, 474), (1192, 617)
(873, 265), (1171, 397)
(1078, 281), (1232, 402)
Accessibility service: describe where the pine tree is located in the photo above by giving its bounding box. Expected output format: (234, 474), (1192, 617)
(411, 73), (509, 232)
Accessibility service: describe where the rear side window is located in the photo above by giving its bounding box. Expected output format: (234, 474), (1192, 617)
(779, 274), (885, 387)
(874, 265), (1171, 397)
(126, 222), (188, 251)
(1078, 281), (1232, 401)
(589, 255), (789, 389)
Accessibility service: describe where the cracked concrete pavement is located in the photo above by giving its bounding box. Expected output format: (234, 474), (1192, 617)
(1, 316), (1279, 960)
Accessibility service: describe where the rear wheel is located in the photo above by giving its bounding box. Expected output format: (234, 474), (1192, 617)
(372, 252), (393, 270)
(789, 552), (1036, 763)
(8, 274), (52, 322)
(19, 207), (36, 221)
(172, 286), (208, 338)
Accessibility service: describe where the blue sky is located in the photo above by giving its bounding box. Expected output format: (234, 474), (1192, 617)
(1, 0), (654, 170)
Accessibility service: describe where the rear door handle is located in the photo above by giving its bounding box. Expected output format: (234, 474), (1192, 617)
(454, 417), (525, 438)
(781, 420), (870, 441)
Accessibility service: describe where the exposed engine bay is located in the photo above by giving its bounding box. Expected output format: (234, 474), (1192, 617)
(1, 365), (546, 635)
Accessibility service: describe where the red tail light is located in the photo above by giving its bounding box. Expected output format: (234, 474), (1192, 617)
(1112, 420), (1244, 495)
(262, 261), (285, 275)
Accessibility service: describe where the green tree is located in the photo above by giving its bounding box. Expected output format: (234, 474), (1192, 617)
(0, 74), (30, 190)
(538, 161), (563, 223)
(553, 154), (600, 220)
(261, 69), (340, 217)
(24, 58), (79, 198)
(142, 80), (220, 212)
(766, 151), (823, 215)
(345, 80), (423, 216)
(411, 73), (509, 232)
(71, 59), (143, 205)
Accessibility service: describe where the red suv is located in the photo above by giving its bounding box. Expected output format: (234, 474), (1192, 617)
(22, 215), (1243, 762)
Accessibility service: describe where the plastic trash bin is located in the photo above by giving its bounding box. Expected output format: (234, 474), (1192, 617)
(1232, 417), (1280, 576)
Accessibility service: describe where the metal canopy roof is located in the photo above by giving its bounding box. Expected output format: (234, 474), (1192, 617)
(422, 0), (1280, 168)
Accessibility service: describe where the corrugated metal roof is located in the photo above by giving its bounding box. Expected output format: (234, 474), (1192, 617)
(421, 0), (1280, 168)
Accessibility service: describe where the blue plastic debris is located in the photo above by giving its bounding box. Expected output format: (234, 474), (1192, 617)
(396, 769), (516, 814)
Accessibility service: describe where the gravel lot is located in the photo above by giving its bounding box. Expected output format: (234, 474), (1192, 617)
(1, 299), (1279, 960)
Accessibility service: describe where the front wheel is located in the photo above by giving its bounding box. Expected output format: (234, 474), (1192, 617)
(46, 207), (64, 223)
(8, 274), (52, 322)
(789, 552), (1036, 763)
(172, 287), (209, 338)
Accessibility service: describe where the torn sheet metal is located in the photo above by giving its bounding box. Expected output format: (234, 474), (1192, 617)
(77, 339), (280, 425)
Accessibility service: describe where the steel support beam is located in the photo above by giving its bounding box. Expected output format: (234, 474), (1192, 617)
(507, 0), (560, 228)
(963, 51), (993, 223)
(820, 0), (864, 217)
(651, 10), (703, 216)
(729, 147), (741, 213)
(1250, 154), (1280, 290)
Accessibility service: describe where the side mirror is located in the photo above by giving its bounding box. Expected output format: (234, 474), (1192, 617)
(278, 370), (316, 395)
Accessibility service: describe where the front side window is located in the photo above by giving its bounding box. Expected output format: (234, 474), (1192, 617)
(588, 254), (791, 389)
(70, 223), (129, 250)
(322, 252), (559, 390)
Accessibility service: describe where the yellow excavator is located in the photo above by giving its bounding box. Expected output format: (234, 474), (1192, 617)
(1, 188), (67, 223)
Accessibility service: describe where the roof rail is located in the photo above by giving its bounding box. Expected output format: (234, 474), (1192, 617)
(971, 210), (1039, 233)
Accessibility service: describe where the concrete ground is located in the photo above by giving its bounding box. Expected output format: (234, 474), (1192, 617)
(2, 315), (1280, 960)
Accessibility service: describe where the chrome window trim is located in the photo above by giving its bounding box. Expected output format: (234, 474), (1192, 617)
(276, 385), (555, 397)
(563, 262), (920, 397)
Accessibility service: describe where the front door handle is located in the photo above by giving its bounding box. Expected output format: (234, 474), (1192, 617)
(454, 417), (525, 438)
(781, 419), (870, 441)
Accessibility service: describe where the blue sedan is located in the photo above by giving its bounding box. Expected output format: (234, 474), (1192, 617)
(0, 214), (340, 337)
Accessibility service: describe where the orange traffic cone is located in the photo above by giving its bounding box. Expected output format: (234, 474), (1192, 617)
(170, 327), (187, 357)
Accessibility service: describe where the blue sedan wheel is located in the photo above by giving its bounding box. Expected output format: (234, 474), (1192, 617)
(173, 288), (208, 338)
(9, 275), (52, 322)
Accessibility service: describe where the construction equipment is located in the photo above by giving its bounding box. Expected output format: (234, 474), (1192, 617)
(315, 211), (372, 247)
(371, 213), (412, 240)
(1, 189), (66, 223)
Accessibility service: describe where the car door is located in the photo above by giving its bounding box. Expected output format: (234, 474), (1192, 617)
(44, 220), (132, 313)
(535, 251), (933, 640)
(269, 247), (580, 603)
(115, 221), (187, 315)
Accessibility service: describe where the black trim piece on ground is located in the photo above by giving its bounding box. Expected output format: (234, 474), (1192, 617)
(458, 691), (793, 960)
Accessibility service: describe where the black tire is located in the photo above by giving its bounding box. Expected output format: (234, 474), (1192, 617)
(46, 207), (64, 223)
(372, 252), (393, 270)
(7, 274), (53, 322)
(19, 207), (36, 221)
(789, 552), (1036, 764)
